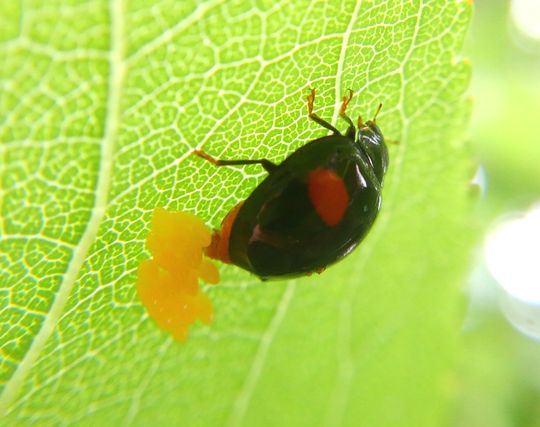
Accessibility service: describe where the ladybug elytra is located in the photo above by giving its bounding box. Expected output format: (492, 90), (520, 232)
(194, 89), (389, 280)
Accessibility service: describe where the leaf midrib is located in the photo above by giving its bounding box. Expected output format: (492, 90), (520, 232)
(0, 0), (126, 414)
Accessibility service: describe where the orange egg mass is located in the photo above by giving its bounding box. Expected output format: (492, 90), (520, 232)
(137, 208), (220, 341)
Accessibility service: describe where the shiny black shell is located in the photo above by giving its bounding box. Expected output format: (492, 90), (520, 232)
(228, 134), (384, 279)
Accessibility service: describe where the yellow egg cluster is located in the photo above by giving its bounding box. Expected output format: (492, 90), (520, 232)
(137, 208), (219, 341)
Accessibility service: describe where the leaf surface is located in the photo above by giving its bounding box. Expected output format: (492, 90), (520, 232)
(0, 1), (473, 426)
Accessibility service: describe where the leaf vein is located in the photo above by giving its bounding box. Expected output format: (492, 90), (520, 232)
(0, 0), (126, 414)
(226, 282), (295, 427)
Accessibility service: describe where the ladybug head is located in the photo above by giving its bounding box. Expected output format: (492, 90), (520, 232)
(357, 120), (388, 184)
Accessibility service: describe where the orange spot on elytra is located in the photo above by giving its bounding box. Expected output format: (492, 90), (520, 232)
(308, 168), (349, 226)
(137, 208), (220, 341)
(205, 202), (243, 264)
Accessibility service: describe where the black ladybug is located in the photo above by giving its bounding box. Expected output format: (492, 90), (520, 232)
(194, 89), (388, 279)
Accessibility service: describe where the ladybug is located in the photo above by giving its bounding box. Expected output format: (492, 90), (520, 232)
(193, 89), (388, 280)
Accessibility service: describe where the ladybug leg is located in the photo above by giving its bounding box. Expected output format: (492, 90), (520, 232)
(339, 89), (356, 139)
(307, 88), (340, 135)
(193, 150), (277, 173)
(372, 103), (383, 123)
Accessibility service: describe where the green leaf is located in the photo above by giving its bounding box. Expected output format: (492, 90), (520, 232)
(0, 1), (473, 426)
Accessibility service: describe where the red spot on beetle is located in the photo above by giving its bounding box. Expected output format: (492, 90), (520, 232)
(206, 202), (243, 264)
(308, 168), (349, 226)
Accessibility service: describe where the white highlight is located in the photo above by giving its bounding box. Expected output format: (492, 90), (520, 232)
(511, 0), (540, 40)
(485, 204), (540, 338)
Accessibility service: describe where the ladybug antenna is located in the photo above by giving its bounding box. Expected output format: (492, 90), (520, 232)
(372, 103), (383, 123)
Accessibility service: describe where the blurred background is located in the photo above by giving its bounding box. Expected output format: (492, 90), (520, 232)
(452, 0), (540, 425)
